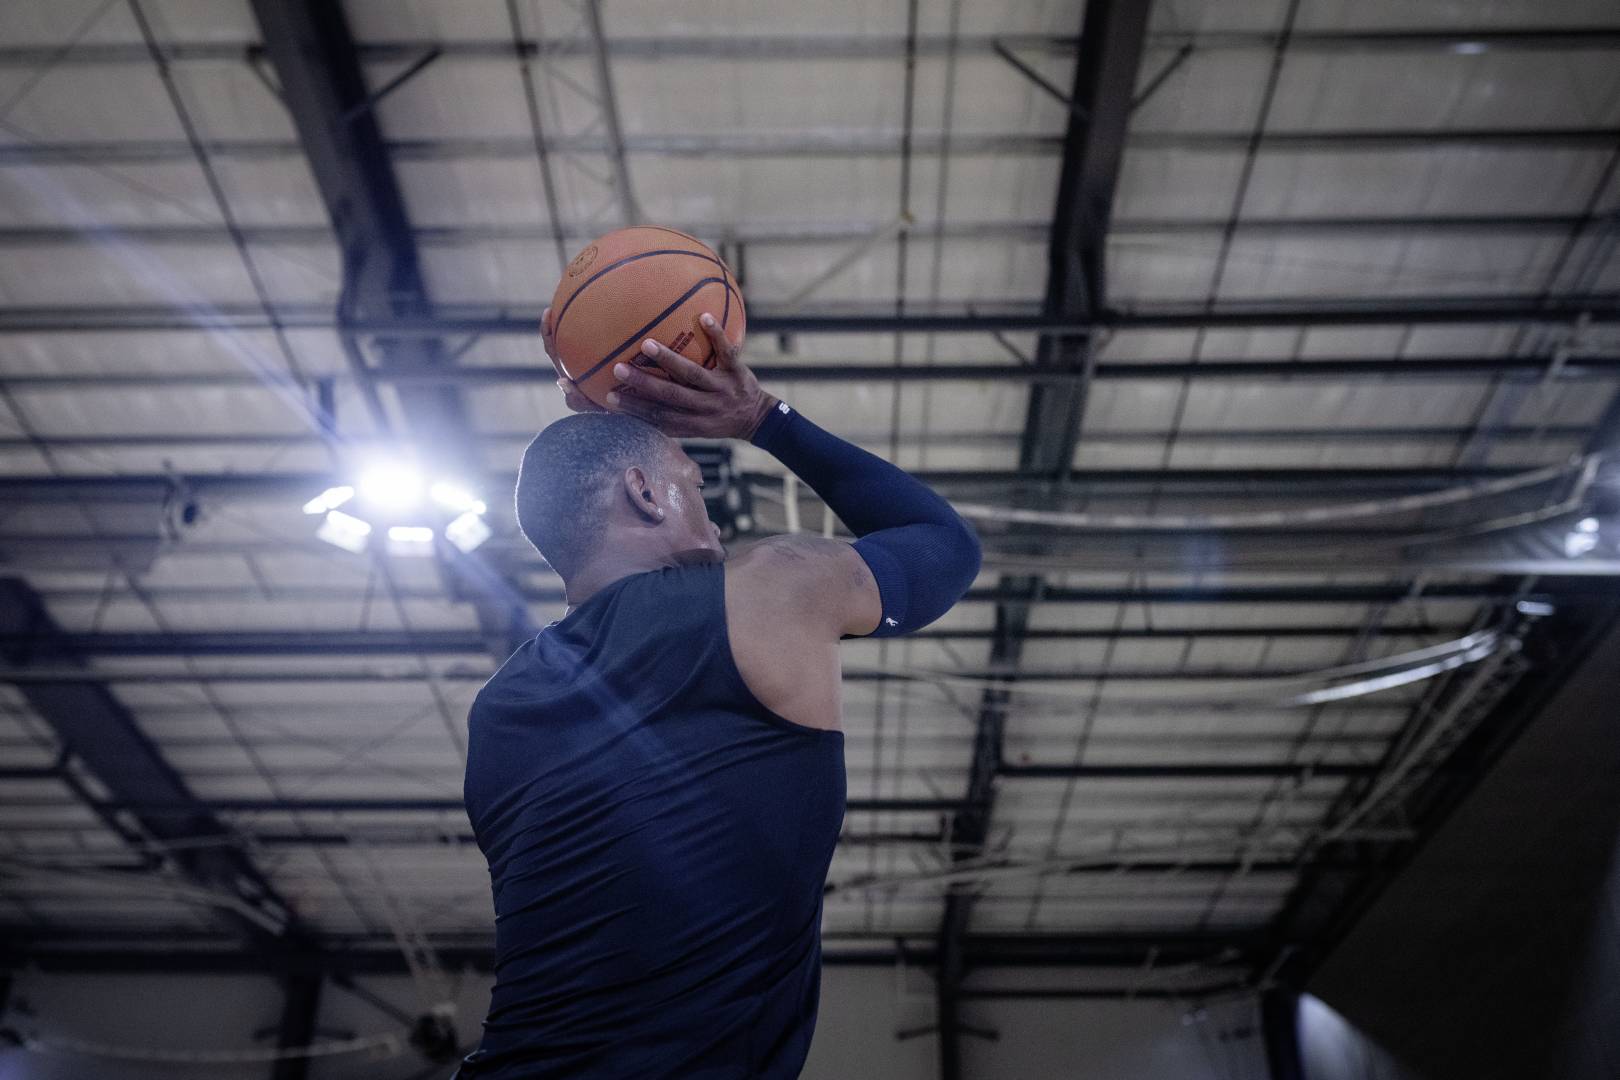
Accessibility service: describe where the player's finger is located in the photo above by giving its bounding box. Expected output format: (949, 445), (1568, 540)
(541, 307), (559, 356)
(639, 339), (722, 390)
(603, 387), (693, 433)
(697, 313), (742, 371)
(541, 310), (571, 389)
(612, 361), (708, 412)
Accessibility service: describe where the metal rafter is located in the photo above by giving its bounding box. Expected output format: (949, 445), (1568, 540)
(936, 4), (1155, 1076)
(5, 128), (1620, 165)
(1, 27), (1619, 66)
(0, 295), (1615, 334)
(3, 929), (1261, 977)
(0, 578), (312, 954)
(8, 356), (1620, 395)
(0, 211), (1609, 250)
(1253, 338), (1620, 993)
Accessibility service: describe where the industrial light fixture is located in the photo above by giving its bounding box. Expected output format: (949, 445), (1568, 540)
(305, 462), (490, 557)
(445, 510), (493, 554)
(301, 484), (354, 515)
(1564, 530), (1599, 558)
(358, 462), (425, 511)
(315, 509), (372, 554)
(386, 524), (436, 558)
(430, 481), (486, 516)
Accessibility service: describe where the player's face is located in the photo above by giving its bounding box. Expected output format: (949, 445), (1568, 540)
(662, 445), (723, 562)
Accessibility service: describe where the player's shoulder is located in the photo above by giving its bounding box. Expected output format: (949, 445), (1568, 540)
(726, 535), (870, 611)
(726, 535), (882, 640)
(727, 534), (861, 582)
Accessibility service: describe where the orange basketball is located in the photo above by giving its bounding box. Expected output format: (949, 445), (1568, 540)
(548, 226), (746, 408)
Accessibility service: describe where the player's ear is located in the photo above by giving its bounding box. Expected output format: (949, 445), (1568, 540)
(622, 464), (666, 524)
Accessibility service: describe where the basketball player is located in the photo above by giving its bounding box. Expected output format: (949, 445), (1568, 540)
(454, 313), (981, 1077)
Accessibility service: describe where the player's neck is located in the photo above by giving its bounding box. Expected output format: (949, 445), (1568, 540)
(563, 552), (677, 609)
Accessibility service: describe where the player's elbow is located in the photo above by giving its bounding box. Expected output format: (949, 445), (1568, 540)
(853, 520), (980, 638)
(934, 509), (982, 596)
(953, 517), (982, 594)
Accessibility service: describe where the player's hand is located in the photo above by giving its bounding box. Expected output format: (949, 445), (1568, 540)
(541, 306), (605, 414)
(604, 313), (776, 440)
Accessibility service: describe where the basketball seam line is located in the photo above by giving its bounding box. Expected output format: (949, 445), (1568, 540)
(575, 276), (731, 384)
(554, 247), (727, 336)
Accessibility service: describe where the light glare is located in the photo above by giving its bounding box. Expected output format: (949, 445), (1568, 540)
(1564, 531), (1599, 558)
(301, 484), (354, 515)
(316, 509), (372, 554)
(430, 481), (486, 515)
(445, 510), (493, 554)
(385, 524), (436, 558)
(1575, 516), (1600, 534)
(359, 463), (424, 510)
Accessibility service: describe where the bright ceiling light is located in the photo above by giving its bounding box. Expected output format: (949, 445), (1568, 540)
(1564, 530), (1599, 558)
(1575, 516), (1600, 534)
(430, 480), (486, 516)
(386, 524), (436, 557)
(445, 510), (492, 554)
(1451, 41), (1487, 55)
(316, 510), (372, 554)
(301, 484), (354, 515)
(359, 463), (424, 511)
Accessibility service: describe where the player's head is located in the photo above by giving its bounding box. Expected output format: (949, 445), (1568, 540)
(515, 413), (721, 579)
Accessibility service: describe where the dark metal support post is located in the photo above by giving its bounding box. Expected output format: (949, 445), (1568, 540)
(1261, 987), (1307, 1080)
(271, 974), (323, 1080)
(935, 4), (1154, 1077)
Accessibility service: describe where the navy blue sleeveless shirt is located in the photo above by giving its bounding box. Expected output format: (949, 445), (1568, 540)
(456, 563), (847, 1078)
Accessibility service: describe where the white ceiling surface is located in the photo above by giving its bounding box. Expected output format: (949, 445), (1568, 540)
(1, 0), (1618, 962)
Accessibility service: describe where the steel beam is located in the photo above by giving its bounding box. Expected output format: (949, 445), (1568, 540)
(271, 974), (323, 1080)
(1, 27), (1619, 66)
(0, 624), (1462, 657)
(36, 796), (963, 815)
(1, 929), (1259, 976)
(3, 127), (1619, 166)
(0, 464), (1546, 504)
(998, 762), (1375, 780)
(1, 580), (1577, 606)
(0, 296), (1616, 336)
(0, 213), (1601, 250)
(0, 663), (1515, 685)
(11, 356), (1620, 392)
(0, 579), (305, 949)
(938, 4), (1155, 1077)
(0, 423), (1589, 453)
(958, 982), (1250, 1001)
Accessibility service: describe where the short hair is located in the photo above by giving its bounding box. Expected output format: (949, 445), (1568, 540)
(515, 413), (669, 574)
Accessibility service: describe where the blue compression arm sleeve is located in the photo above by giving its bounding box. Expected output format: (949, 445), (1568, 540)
(749, 399), (982, 637)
